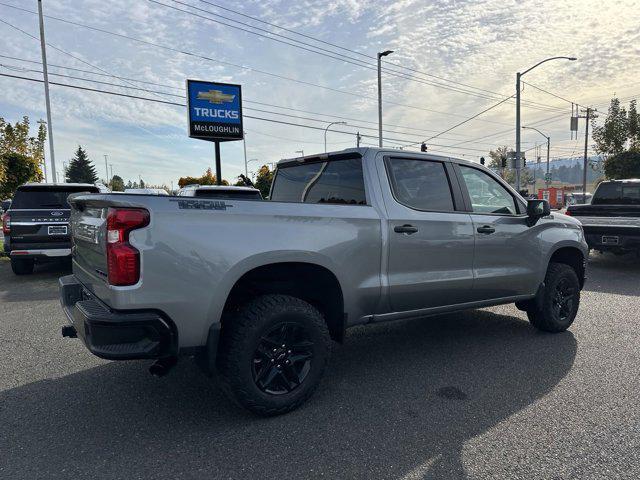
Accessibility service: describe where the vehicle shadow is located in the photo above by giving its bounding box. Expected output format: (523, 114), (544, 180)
(0, 310), (576, 479)
(0, 259), (70, 302)
(584, 251), (640, 296)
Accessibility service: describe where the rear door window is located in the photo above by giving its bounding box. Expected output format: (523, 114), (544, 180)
(11, 186), (99, 209)
(386, 157), (455, 211)
(270, 158), (366, 205)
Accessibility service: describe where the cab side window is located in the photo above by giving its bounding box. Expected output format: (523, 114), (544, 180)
(386, 158), (455, 212)
(458, 165), (517, 215)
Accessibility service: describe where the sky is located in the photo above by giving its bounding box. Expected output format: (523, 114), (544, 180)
(0, 0), (639, 187)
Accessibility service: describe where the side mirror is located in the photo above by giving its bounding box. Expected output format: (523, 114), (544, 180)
(527, 199), (550, 218)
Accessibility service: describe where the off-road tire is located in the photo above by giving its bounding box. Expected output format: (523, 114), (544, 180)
(11, 257), (34, 275)
(526, 263), (580, 333)
(217, 294), (331, 416)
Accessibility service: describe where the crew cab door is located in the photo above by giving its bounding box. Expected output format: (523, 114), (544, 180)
(380, 155), (475, 312)
(454, 164), (540, 300)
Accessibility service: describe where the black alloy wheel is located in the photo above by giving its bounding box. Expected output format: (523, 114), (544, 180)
(552, 277), (577, 322)
(252, 322), (314, 395)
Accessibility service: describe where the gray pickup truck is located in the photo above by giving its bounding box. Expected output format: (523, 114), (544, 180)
(59, 148), (588, 415)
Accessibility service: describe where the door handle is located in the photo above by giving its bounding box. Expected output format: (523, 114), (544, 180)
(394, 224), (419, 234)
(476, 225), (496, 234)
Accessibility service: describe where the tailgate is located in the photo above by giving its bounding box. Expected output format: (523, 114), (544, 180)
(70, 204), (109, 286)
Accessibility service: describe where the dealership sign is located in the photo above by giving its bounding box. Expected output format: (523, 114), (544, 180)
(186, 80), (243, 142)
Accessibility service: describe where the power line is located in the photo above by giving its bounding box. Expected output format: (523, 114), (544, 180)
(151, 0), (565, 112)
(0, 71), (494, 151)
(195, 0), (569, 110)
(0, 1), (565, 116)
(404, 95), (516, 148)
(521, 81), (581, 107)
(0, 54), (477, 140)
(0, 62), (497, 145)
(0, 16), (168, 103)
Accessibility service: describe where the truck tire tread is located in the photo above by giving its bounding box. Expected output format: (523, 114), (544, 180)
(216, 294), (331, 416)
(526, 262), (580, 333)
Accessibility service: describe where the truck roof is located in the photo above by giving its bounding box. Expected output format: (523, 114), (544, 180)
(277, 147), (467, 167)
(19, 182), (98, 189)
(600, 178), (640, 184)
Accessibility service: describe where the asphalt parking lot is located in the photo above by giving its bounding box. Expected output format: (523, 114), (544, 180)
(0, 254), (639, 480)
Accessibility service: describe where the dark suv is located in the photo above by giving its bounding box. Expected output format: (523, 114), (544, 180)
(2, 183), (100, 275)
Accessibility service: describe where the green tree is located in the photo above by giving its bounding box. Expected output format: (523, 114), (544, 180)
(603, 150), (640, 179)
(488, 145), (510, 171)
(177, 167), (229, 187)
(66, 146), (98, 183)
(254, 165), (274, 198)
(592, 98), (629, 157)
(110, 174), (125, 191)
(0, 152), (41, 199)
(0, 116), (44, 196)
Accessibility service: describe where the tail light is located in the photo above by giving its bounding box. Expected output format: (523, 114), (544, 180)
(106, 208), (149, 286)
(1, 213), (9, 234)
(565, 209), (572, 216)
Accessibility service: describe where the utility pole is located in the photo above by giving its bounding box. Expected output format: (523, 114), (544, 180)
(582, 107), (590, 197)
(243, 131), (248, 177)
(515, 72), (522, 192)
(356, 131), (361, 148)
(38, 0), (56, 184)
(104, 154), (109, 184)
(109, 164), (113, 182)
(377, 50), (393, 147)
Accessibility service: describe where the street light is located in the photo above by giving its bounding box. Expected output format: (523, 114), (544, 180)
(377, 50), (394, 147)
(523, 126), (551, 189)
(515, 56), (577, 191)
(324, 121), (347, 152)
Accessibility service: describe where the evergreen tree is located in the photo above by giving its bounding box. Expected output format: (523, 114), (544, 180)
(65, 146), (98, 183)
(110, 175), (125, 191)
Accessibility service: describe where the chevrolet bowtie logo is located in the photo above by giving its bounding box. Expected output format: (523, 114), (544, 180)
(197, 89), (235, 104)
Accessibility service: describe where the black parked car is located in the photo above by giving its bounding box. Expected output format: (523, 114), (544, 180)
(2, 183), (100, 274)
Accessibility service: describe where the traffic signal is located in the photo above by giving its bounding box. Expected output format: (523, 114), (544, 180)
(501, 156), (507, 168)
(420, 143), (427, 152)
(480, 156), (485, 165)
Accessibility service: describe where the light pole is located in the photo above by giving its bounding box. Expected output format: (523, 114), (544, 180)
(523, 126), (551, 189)
(38, 0), (56, 184)
(377, 50), (394, 147)
(243, 131), (248, 177)
(324, 121), (347, 152)
(515, 56), (576, 192)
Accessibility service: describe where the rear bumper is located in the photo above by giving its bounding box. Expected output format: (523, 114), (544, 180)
(59, 275), (177, 360)
(11, 248), (71, 258)
(582, 226), (640, 252)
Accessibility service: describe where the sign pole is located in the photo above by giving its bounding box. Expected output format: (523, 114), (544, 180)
(215, 141), (222, 185)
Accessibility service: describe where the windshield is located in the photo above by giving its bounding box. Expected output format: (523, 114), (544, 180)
(592, 182), (640, 205)
(11, 186), (99, 209)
